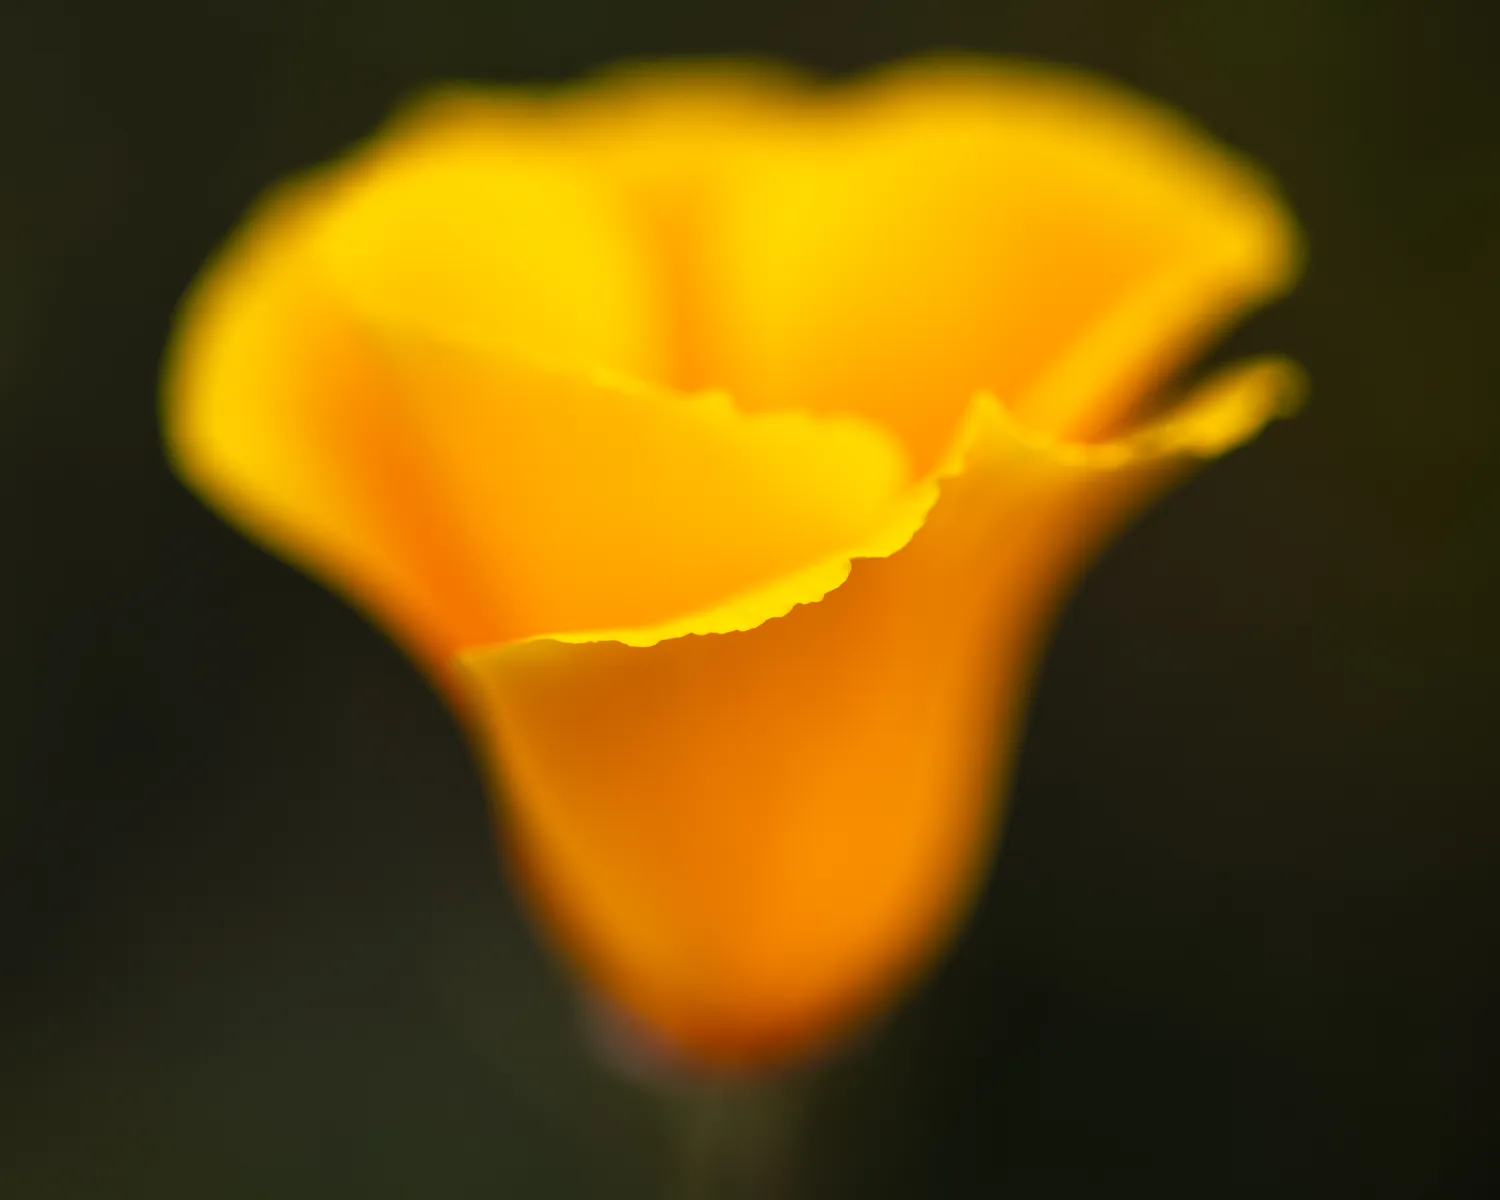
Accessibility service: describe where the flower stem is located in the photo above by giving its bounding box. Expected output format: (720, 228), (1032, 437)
(669, 1078), (803, 1200)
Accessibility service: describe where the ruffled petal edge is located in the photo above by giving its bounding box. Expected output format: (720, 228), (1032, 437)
(457, 355), (1302, 659)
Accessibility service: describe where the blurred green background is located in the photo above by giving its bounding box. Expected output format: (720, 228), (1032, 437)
(3, 0), (1498, 1195)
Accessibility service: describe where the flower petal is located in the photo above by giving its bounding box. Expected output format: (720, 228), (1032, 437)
(291, 60), (1300, 470)
(164, 182), (921, 670)
(375, 65), (809, 395)
(455, 355), (1303, 1067)
(305, 107), (669, 379)
(690, 58), (1302, 462)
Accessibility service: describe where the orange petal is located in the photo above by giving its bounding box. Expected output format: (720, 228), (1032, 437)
(456, 355), (1304, 1068)
(164, 180), (921, 671)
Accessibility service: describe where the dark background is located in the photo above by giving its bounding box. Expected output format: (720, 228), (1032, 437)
(3, 0), (1498, 1195)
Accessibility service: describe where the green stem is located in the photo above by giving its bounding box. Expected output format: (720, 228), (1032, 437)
(669, 1078), (803, 1200)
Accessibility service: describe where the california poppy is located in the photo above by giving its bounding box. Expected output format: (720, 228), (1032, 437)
(164, 58), (1302, 1070)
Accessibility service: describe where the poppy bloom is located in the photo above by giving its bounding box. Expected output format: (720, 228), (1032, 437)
(164, 58), (1302, 1070)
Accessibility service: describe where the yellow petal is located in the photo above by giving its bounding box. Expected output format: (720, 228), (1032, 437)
(373, 64), (810, 394)
(558, 57), (1300, 462)
(303, 116), (668, 379)
(164, 179), (921, 671)
(456, 356), (1303, 1068)
(284, 58), (1299, 468)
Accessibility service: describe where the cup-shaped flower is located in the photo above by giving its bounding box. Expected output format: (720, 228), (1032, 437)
(163, 58), (1303, 1070)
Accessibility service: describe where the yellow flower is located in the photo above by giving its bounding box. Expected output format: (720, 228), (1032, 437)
(163, 58), (1302, 1070)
